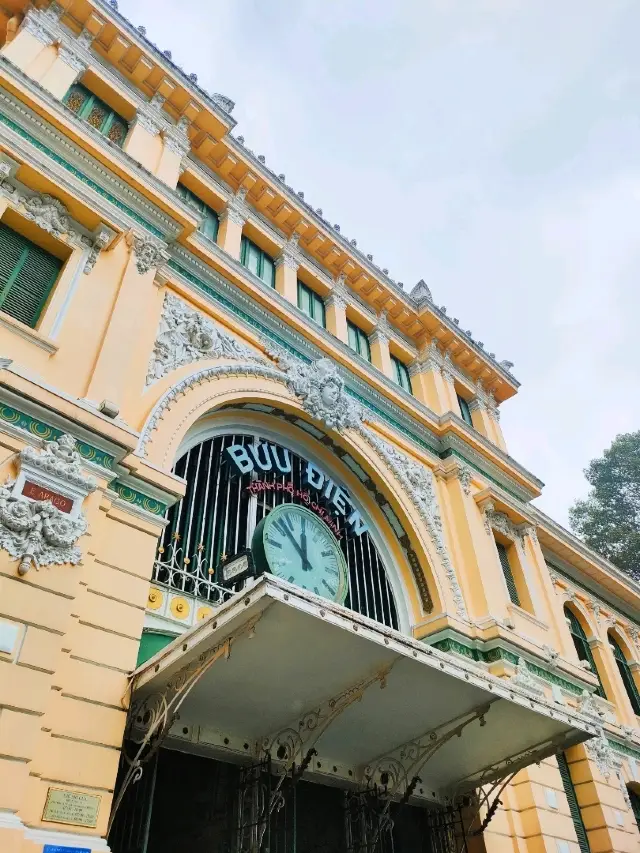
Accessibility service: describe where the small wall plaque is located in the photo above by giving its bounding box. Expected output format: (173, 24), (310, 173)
(42, 787), (101, 828)
(44, 846), (91, 853)
(22, 480), (73, 513)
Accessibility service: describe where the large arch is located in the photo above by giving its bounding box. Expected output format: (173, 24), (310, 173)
(136, 359), (459, 628)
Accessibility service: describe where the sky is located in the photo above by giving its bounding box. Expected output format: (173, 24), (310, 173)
(119, 0), (640, 528)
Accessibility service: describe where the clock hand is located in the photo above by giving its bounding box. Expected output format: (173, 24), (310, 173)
(300, 517), (312, 572)
(279, 523), (311, 571)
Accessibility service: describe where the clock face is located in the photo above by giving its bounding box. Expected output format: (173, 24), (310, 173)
(252, 504), (349, 603)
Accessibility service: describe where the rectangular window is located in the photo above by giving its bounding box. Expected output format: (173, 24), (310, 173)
(495, 540), (521, 607)
(177, 184), (219, 241)
(297, 281), (326, 328)
(457, 393), (474, 427)
(0, 223), (62, 328)
(391, 355), (412, 394)
(240, 236), (275, 288)
(347, 320), (371, 362)
(63, 83), (128, 148)
(557, 753), (591, 853)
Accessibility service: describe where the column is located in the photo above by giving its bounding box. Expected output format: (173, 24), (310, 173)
(274, 236), (300, 304)
(157, 116), (191, 188)
(124, 96), (164, 174)
(369, 312), (392, 376)
(440, 352), (460, 412)
(486, 393), (508, 451)
(1, 10), (55, 74)
(39, 41), (86, 99)
(217, 188), (248, 260)
(409, 340), (450, 414)
(325, 275), (348, 343)
(85, 231), (168, 413)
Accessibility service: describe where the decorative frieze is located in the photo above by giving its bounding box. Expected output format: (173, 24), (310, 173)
(126, 231), (169, 275)
(146, 293), (267, 384)
(511, 657), (544, 695)
(0, 435), (96, 576)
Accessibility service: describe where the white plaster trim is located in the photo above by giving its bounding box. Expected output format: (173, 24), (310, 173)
(24, 825), (111, 851)
(50, 246), (91, 340)
(0, 313), (58, 354)
(0, 810), (25, 830)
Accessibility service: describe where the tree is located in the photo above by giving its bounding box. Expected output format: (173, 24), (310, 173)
(569, 431), (640, 582)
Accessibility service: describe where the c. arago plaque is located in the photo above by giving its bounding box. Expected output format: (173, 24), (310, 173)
(42, 787), (101, 828)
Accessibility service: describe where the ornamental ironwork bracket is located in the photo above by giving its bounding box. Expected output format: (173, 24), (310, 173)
(107, 614), (262, 835)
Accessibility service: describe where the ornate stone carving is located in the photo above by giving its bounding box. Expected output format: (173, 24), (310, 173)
(83, 228), (112, 275)
(358, 430), (467, 619)
(269, 351), (362, 431)
(22, 11), (54, 45)
(511, 658), (544, 695)
(325, 274), (349, 309)
(441, 351), (456, 384)
(410, 339), (442, 377)
(370, 311), (391, 345)
(410, 278), (433, 306)
(1, 185), (71, 238)
(541, 644), (560, 669)
(163, 118), (191, 158)
(483, 506), (532, 550)
(458, 464), (473, 496)
(147, 293), (267, 385)
(57, 44), (87, 74)
(77, 28), (94, 49)
(127, 232), (169, 275)
(585, 727), (616, 780)
(134, 110), (162, 137)
(577, 689), (605, 720)
(0, 436), (96, 576)
(222, 187), (249, 226)
(212, 93), (235, 114)
(275, 235), (301, 271)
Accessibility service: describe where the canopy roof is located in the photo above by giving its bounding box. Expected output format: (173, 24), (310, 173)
(131, 577), (597, 805)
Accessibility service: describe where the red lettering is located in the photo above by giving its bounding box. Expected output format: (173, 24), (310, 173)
(22, 481), (73, 514)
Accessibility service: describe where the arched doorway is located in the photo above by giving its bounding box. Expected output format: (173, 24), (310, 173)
(154, 420), (403, 630)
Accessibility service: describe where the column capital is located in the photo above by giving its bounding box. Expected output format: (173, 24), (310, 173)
(409, 339), (442, 377)
(326, 274), (349, 309)
(441, 350), (456, 384)
(275, 234), (301, 271)
(21, 9), (55, 45)
(126, 231), (169, 276)
(370, 311), (391, 345)
(57, 43), (87, 75)
(163, 116), (191, 157)
(221, 187), (249, 227)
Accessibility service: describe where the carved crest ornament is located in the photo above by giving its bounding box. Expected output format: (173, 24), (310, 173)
(0, 435), (96, 575)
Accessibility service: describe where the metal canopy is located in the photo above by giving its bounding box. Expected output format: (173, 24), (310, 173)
(130, 576), (597, 805)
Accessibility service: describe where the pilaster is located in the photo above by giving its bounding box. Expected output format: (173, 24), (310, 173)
(409, 340), (450, 414)
(123, 95), (164, 174)
(157, 116), (191, 188)
(274, 235), (300, 304)
(217, 188), (248, 259)
(1, 10), (54, 73)
(85, 232), (168, 415)
(369, 312), (392, 377)
(325, 275), (349, 343)
(39, 40), (87, 99)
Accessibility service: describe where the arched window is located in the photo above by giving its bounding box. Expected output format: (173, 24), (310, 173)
(629, 786), (640, 831)
(564, 606), (606, 698)
(609, 634), (640, 716)
(155, 433), (401, 630)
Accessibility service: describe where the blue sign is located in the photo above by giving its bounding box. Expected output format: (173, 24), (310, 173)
(44, 845), (91, 853)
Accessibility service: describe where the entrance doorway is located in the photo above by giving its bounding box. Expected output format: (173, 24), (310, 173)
(109, 748), (479, 853)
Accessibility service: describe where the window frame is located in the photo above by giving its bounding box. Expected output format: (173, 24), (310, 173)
(63, 83), (129, 148)
(391, 355), (412, 394)
(495, 539), (521, 607)
(457, 393), (474, 427)
(609, 633), (640, 716)
(564, 606), (606, 699)
(297, 280), (326, 328)
(177, 184), (219, 242)
(240, 235), (275, 288)
(347, 320), (371, 362)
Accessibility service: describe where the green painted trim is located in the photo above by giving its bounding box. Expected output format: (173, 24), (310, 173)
(0, 109), (165, 239)
(608, 738), (640, 761)
(113, 480), (167, 516)
(548, 562), (639, 632)
(431, 637), (583, 696)
(439, 448), (524, 503)
(0, 403), (115, 470)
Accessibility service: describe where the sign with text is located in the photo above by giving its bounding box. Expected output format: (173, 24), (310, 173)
(226, 442), (368, 536)
(42, 787), (101, 828)
(44, 846), (91, 853)
(22, 480), (73, 513)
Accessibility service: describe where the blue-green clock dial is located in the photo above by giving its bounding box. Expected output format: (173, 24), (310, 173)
(252, 504), (348, 603)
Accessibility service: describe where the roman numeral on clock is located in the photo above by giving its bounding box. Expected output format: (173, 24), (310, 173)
(322, 578), (337, 596)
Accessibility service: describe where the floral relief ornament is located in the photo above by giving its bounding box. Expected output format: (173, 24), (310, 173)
(0, 435), (96, 576)
(146, 293), (267, 384)
(127, 232), (169, 276)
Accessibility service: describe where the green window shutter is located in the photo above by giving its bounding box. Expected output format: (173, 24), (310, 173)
(557, 752), (591, 853)
(610, 635), (640, 715)
(0, 224), (61, 328)
(348, 321), (371, 361)
(178, 184), (219, 241)
(392, 355), (412, 394)
(457, 393), (473, 426)
(63, 83), (128, 147)
(630, 787), (640, 831)
(495, 540), (521, 607)
(564, 607), (606, 699)
(297, 281), (326, 327)
(261, 252), (275, 288)
(241, 236), (274, 287)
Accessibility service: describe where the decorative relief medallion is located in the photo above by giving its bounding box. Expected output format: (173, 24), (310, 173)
(146, 293), (267, 385)
(127, 231), (169, 276)
(0, 435), (96, 576)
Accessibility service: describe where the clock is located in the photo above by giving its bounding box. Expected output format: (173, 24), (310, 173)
(252, 504), (349, 604)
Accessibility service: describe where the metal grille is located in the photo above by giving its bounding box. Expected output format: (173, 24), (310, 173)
(154, 433), (399, 629)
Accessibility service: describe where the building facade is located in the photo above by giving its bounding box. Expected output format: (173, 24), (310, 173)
(0, 2), (638, 852)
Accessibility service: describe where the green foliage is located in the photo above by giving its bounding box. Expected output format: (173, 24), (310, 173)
(569, 431), (640, 581)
